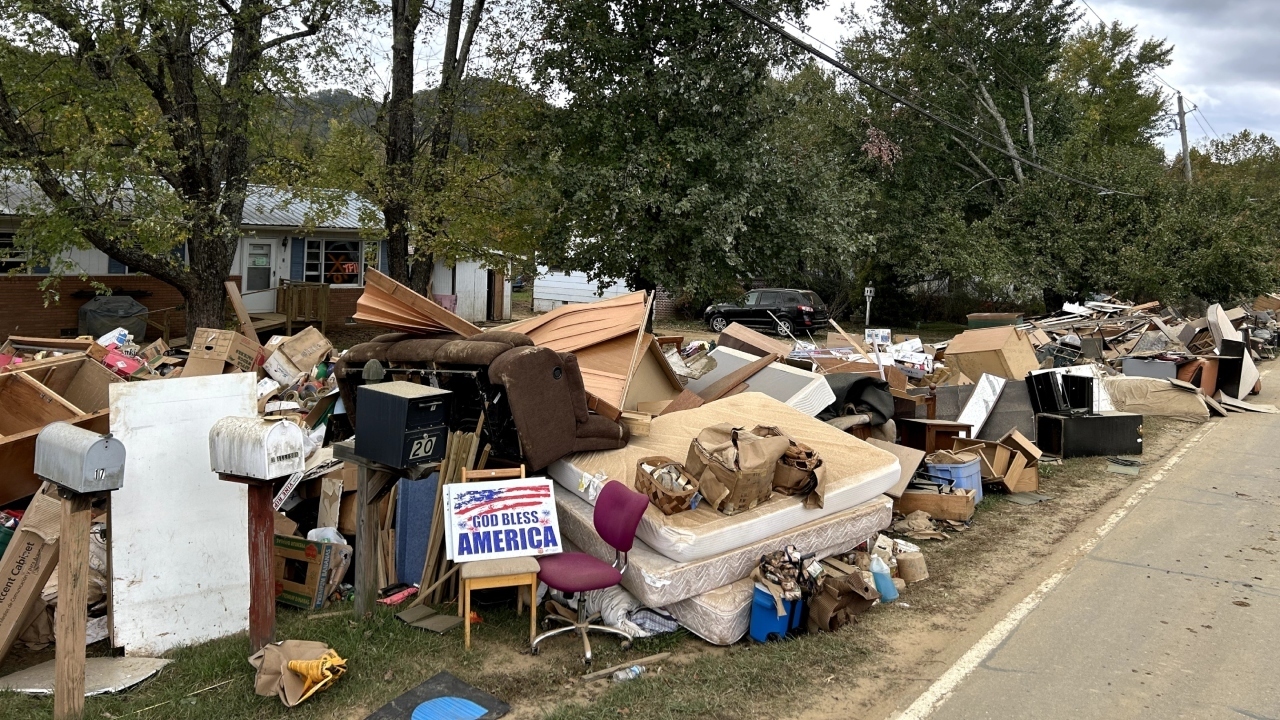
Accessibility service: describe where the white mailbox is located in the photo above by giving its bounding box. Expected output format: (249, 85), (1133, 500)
(209, 417), (306, 480)
(35, 423), (126, 494)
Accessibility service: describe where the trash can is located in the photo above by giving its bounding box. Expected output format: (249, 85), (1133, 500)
(925, 456), (983, 504)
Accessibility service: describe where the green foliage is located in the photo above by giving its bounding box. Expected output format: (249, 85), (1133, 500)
(531, 0), (873, 300)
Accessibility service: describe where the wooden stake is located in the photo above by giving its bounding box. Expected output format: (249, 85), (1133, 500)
(581, 652), (672, 682)
(54, 492), (92, 720)
(246, 481), (276, 652)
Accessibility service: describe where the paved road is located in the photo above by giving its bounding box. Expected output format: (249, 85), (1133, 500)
(928, 383), (1280, 720)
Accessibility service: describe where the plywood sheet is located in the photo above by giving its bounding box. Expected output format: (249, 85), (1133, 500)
(502, 291), (647, 352)
(109, 374), (256, 656)
(0, 373), (80, 435)
(354, 269), (481, 337)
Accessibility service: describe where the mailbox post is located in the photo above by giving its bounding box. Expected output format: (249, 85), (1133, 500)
(35, 423), (126, 720)
(208, 417), (306, 653)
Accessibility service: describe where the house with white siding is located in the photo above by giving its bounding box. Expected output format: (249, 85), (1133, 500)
(0, 183), (510, 340)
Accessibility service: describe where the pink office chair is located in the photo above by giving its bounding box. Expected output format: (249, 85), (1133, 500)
(531, 481), (649, 664)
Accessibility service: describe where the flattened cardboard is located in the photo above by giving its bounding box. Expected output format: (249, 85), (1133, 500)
(943, 326), (1041, 381)
(0, 484), (60, 662)
(865, 438), (925, 498)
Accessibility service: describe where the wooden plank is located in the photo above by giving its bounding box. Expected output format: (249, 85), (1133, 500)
(54, 492), (92, 720)
(696, 352), (778, 402)
(585, 391), (622, 422)
(658, 389), (705, 416)
(223, 281), (260, 345)
(0, 373), (82, 436)
(0, 410), (109, 508)
(582, 653), (672, 682)
(359, 269), (482, 337)
(354, 464), (381, 616)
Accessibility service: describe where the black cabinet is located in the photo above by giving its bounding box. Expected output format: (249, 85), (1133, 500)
(1035, 411), (1143, 458)
(355, 381), (452, 468)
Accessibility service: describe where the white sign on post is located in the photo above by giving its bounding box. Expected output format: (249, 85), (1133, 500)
(444, 478), (563, 562)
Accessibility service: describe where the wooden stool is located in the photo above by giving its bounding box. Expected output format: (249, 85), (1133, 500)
(458, 557), (540, 650)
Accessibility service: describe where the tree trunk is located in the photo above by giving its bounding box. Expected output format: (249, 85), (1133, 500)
(183, 230), (238, 331)
(383, 0), (421, 286)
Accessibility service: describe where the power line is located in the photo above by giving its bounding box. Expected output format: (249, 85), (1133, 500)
(1195, 108), (1223, 140)
(771, 14), (1019, 152)
(723, 0), (1142, 197)
(721, 0), (1141, 194)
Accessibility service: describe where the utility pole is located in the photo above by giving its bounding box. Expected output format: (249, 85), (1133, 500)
(1177, 93), (1193, 183)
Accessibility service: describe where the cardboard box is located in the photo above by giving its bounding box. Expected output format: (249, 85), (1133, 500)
(273, 534), (353, 610)
(999, 429), (1042, 493)
(943, 326), (1041, 381)
(894, 487), (975, 522)
(263, 327), (331, 386)
(952, 437), (1014, 481)
(187, 327), (264, 375)
(0, 484), (61, 661)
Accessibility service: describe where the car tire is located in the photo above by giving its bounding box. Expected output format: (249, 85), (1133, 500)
(709, 314), (728, 332)
(774, 317), (794, 337)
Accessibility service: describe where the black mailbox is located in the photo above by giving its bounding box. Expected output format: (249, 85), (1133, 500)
(355, 381), (452, 468)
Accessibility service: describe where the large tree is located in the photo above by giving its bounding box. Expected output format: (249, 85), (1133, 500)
(0, 0), (345, 330)
(531, 0), (870, 301)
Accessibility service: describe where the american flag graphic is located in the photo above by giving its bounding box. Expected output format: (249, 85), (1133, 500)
(452, 484), (553, 531)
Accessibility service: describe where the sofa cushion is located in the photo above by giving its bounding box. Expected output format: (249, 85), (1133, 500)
(385, 338), (456, 364)
(472, 330), (534, 348)
(558, 352), (591, 424)
(436, 340), (515, 367)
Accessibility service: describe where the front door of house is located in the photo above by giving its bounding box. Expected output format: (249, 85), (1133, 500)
(241, 241), (277, 312)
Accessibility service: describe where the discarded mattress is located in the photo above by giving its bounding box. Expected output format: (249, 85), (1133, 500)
(682, 347), (836, 416)
(555, 486), (892, 607)
(666, 578), (753, 646)
(1103, 376), (1209, 423)
(548, 393), (900, 562)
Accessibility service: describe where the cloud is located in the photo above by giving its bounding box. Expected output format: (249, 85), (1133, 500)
(801, 0), (1280, 153)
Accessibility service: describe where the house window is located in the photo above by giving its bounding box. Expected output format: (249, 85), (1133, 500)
(0, 233), (28, 273)
(303, 239), (369, 286)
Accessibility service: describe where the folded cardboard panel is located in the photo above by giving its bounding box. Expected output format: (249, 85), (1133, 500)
(0, 484), (61, 662)
(273, 535), (353, 610)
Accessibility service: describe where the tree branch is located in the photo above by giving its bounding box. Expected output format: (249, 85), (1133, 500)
(950, 134), (1005, 195)
(966, 60), (1024, 183)
(1022, 86), (1037, 160)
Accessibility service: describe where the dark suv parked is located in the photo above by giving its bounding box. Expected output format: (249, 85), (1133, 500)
(703, 288), (829, 336)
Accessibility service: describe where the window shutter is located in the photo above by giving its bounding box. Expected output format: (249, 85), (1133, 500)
(108, 257), (127, 274)
(289, 237), (305, 280)
(378, 241), (388, 273)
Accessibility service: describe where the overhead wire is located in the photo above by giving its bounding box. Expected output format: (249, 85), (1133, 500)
(721, 0), (1142, 196)
(769, 13), (1017, 152)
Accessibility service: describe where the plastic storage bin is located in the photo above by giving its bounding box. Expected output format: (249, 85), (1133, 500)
(750, 583), (804, 642)
(925, 456), (982, 504)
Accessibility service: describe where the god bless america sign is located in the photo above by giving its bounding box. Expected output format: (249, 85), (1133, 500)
(443, 478), (563, 562)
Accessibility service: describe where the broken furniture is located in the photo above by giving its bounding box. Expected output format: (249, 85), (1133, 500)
(209, 416), (307, 652)
(34, 422), (125, 720)
(532, 481), (649, 664)
(332, 439), (405, 617)
(337, 331), (628, 472)
(897, 418), (971, 454)
(942, 326), (1041, 381)
(1035, 412), (1143, 458)
(456, 466), (540, 651)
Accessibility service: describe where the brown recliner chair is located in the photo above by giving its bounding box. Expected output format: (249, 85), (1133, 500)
(488, 346), (629, 470)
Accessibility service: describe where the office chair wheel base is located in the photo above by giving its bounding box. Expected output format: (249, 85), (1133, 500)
(530, 646), (540, 656)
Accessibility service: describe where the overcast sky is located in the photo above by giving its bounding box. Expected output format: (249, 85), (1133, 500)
(804, 0), (1280, 157)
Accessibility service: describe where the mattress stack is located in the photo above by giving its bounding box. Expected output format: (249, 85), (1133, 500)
(547, 393), (900, 644)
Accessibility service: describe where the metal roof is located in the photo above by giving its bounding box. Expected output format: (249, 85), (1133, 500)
(0, 174), (374, 231)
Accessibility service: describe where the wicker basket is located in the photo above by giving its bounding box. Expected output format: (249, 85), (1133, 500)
(634, 456), (700, 515)
(774, 440), (821, 496)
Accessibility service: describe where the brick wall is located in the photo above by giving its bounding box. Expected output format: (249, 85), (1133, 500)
(0, 275), (369, 343)
(0, 275), (189, 342)
(327, 288), (362, 325)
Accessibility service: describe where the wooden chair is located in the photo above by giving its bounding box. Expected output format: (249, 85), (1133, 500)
(457, 465), (539, 650)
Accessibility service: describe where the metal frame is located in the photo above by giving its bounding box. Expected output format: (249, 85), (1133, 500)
(531, 548), (633, 664)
